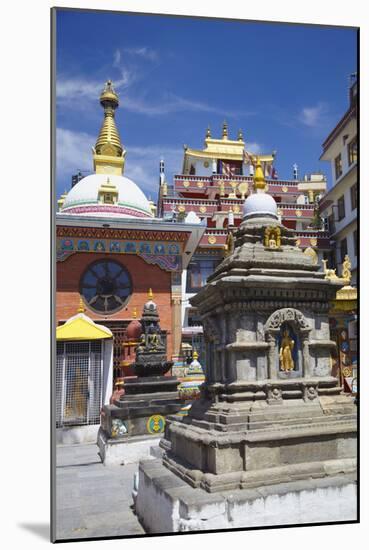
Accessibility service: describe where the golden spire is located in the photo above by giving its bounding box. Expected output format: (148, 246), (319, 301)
(222, 120), (228, 140)
(253, 157), (266, 192)
(77, 297), (85, 313)
(193, 350), (199, 360)
(238, 129), (244, 141)
(205, 126), (211, 139)
(93, 80), (126, 175)
(132, 307), (137, 319)
(148, 288), (154, 300)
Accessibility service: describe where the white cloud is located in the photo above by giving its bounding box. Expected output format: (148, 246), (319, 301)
(299, 103), (327, 128)
(246, 142), (262, 154)
(56, 128), (94, 178)
(123, 47), (158, 62)
(57, 71), (133, 104)
(56, 127), (183, 196)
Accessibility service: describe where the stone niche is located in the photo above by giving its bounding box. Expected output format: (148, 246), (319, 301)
(135, 194), (357, 532)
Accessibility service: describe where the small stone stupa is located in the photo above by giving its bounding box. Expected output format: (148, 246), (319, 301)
(98, 290), (184, 465)
(135, 160), (357, 532)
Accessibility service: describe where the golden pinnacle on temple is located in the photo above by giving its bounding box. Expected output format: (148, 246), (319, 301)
(253, 157), (266, 192)
(132, 307), (137, 319)
(193, 350), (199, 360)
(95, 80), (123, 156)
(222, 120), (228, 139)
(238, 129), (244, 141)
(148, 288), (154, 300)
(77, 297), (85, 313)
(205, 126), (211, 139)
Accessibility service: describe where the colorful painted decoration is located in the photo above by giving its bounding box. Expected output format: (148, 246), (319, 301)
(61, 239), (74, 250)
(110, 241), (121, 252)
(147, 414), (165, 434)
(139, 242), (152, 254)
(94, 240), (105, 252)
(124, 242), (136, 253)
(78, 240), (89, 251)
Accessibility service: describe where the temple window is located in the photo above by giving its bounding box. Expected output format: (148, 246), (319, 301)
(103, 193), (114, 204)
(337, 195), (346, 221)
(334, 154), (342, 180)
(348, 137), (357, 166)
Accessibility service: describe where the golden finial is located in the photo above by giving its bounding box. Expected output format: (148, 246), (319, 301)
(222, 120), (228, 139)
(148, 288), (154, 300)
(77, 297), (85, 313)
(238, 129), (244, 141)
(132, 307), (137, 319)
(94, 80), (125, 175)
(205, 126), (211, 139)
(253, 157), (266, 192)
(193, 350), (199, 360)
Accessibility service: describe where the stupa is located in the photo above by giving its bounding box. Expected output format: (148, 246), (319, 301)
(135, 160), (357, 532)
(98, 290), (184, 465)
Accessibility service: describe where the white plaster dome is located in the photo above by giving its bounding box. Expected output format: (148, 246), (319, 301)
(243, 192), (278, 220)
(61, 173), (153, 219)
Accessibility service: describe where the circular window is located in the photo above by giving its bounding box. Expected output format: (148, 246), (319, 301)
(80, 260), (132, 314)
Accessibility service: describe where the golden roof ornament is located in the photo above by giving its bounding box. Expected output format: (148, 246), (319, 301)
(132, 307), (137, 319)
(193, 350), (199, 360)
(238, 129), (244, 141)
(222, 120), (228, 140)
(253, 158), (266, 192)
(205, 126), (211, 139)
(93, 80), (126, 175)
(148, 288), (154, 300)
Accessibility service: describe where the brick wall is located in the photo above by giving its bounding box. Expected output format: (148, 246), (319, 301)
(56, 252), (174, 355)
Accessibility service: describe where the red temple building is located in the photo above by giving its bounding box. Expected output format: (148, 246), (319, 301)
(157, 123), (330, 363)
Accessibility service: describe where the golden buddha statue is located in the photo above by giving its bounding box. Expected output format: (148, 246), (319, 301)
(279, 329), (295, 372)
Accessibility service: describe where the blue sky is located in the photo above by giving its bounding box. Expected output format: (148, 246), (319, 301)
(56, 9), (357, 199)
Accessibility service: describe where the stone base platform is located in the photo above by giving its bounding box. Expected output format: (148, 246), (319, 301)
(135, 459), (357, 533)
(97, 428), (163, 466)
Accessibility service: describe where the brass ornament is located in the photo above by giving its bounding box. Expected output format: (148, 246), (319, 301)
(208, 235), (217, 244)
(183, 180), (190, 188)
(197, 181), (204, 188)
(282, 186), (288, 193)
(295, 209), (302, 217)
(279, 330), (295, 372)
(264, 226), (281, 249)
(309, 238), (317, 246)
(204, 161), (209, 168)
(199, 206), (207, 213)
(178, 206), (186, 213)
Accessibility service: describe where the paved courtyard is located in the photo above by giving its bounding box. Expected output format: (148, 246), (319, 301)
(55, 442), (145, 540)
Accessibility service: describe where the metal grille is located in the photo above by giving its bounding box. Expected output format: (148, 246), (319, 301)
(55, 341), (102, 428)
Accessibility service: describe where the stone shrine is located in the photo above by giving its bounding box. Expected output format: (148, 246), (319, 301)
(98, 290), (184, 465)
(135, 162), (357, 532)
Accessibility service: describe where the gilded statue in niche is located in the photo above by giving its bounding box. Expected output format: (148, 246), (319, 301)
(264, 226), (281, 249)
(279, 329), (295, 372)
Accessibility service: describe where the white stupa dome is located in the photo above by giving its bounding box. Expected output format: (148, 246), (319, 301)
(61, 173), (153, 219)
(243, 192), (278, 220)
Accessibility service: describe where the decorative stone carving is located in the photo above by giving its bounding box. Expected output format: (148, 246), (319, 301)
(265, 308), (311, 333)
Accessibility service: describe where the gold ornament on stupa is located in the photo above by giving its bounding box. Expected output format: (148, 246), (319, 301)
(253, 158), (266, 192)
(93, 80), (126, 175)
